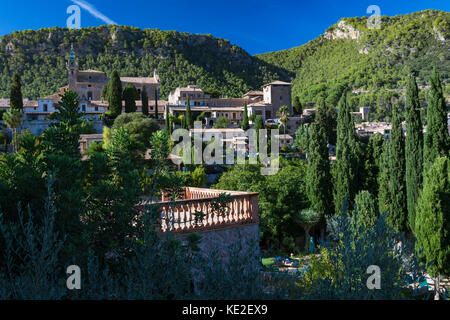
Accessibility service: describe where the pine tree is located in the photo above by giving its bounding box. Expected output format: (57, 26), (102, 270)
(107, 70), (123, 117)
(154, 88), (159, 119)
(387, 103), (407, 233)
(10, 73), (23, 111)
(241, 102), (250, 130)
(307, 122), (333, 219)
(415, 156), (450, 298)
(185, 97), (192, 129)
(424, 67), (449, 171)
(141, 85), (149, 116)
(405, 75), (423, 232)
(333, 92), (359, 214)
(123, 83), (138, 113)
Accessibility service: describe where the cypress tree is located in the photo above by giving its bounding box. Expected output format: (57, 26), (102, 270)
(164, 105), (170, 134)
(405, 75), (423, 232)
(107, 70), (123, 117)
(424, 67), (449, 171)
(154, 87), (159, 119)
(185, 97), (192, 129)
(378, 141), (390, 214)
(307, 122), (333, 219)
(141, 85), (149, 116)
(333, 92), (359, 214)
(254, 115), (264, 150)
(293, 96), (302, 115)
(415, 156), (449, 297)
(123, 83), (138, 113)
(354, 190), (379, 229)
(387, 103), (407, 233)
(241, 102), (250, 130)
(10, 73), (23, 111)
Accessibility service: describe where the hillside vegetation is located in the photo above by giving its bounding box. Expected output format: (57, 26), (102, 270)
(256, 9), (450, 114)
(0, 26), (288, 99)
(0, 9), (448, 118)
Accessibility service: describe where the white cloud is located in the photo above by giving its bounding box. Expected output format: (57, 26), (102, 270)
(71, 0), (118, 25)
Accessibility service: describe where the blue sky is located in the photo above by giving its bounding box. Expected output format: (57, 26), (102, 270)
(0, 0), (448, 54)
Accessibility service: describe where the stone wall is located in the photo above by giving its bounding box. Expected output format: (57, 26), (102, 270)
(178, 223), (260, 260)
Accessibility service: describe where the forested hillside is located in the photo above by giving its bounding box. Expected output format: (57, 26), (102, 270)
(0, 9), (448, 117)
(0, 26), (289, 99)
(256, 9), (450, 116)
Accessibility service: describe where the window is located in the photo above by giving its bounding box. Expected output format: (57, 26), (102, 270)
(88, 92), (93, 101)
(95, 107), (98, 112)
(43, 104), (48, 112)
(280, 96), (283, 101)
(81, 105), (86, 112)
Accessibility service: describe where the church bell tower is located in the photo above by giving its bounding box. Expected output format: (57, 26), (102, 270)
(67, 44), (78, 91)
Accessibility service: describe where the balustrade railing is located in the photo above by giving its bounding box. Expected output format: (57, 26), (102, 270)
(139, 187), (259, 234)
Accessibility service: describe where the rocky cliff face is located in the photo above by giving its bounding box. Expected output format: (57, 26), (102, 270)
(324, 20), (361, 41)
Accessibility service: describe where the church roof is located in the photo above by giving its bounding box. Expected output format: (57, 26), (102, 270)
(121, 77), (159, 85)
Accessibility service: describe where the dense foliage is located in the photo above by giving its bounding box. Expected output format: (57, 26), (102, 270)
(0, 26), (286, 100)
(257, 10), (449, 115)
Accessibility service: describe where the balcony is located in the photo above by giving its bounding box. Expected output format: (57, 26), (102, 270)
(138, 187), (259, 235)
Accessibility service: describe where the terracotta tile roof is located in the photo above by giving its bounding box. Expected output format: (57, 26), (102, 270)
(244, 91), (263, 96)
(263, 80), (291, 87)
(121, 77), (159, 85)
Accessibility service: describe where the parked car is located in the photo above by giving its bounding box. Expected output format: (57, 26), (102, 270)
(265, 119), (280, 125)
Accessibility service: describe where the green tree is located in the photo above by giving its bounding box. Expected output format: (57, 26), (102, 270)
(405, 75), (424, 232)
(241, 102), (250, 130)
(10, 73), (23, 111)
(164, 105), (170, 134)
(378, 142), (390, 214)
(293, 96), (302, 115)
(254, 115), (264, 150)
(84, 127), (142, 260)
(41, 90), (85, 259)
(277, 105), (289, 135)
(112, 113), (159, 151)
(363, 133), (385, 197)
(141, 85), (149, 116)
(306, 122), (333, 221)
(123, 83), (138, 113)
(387, 103), (407, 233)
(315, 98), (337, 145)
(294, 124), (310, 155)
(354, 190), (379, 229)
(293, 209), (321, 251)
(214, 116), (230, 129)
(191, 166), (207, 188)
(415, 156), (449, 299)
(3, 109), (22, 153)
(424, 67), (449, 171)
(333, 92), (359, 215)
(106, 70), (123, 118)
(185, 97), (193, 129)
